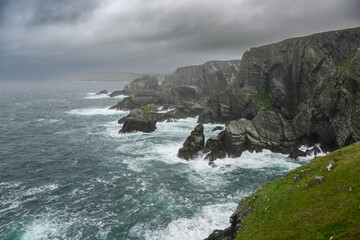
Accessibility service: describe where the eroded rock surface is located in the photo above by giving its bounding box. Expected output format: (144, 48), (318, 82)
(178, 124), (205, 160)
(119, 104), (158, 133)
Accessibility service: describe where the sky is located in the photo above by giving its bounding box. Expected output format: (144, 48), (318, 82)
(0, 0), (359, 81)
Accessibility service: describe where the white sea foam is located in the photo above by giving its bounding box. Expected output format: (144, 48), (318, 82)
(22, 184), (59, 197)
(129, 202), (241, 240)
(0, 201), (21, 214)
(297, 143), (327, 160)
(65, 107), (128, 116)
(19, 216), (75, 240)
(158, 106), (175, 113)
(84, 92), (126, 99)
(36, 118), (63, 124)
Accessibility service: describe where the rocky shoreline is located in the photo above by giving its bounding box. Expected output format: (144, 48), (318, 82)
(105, 27), (359, 165)
(98, 27), (360, 240)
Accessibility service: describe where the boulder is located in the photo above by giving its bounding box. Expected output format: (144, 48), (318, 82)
(119, 104), (158, 133)
(212, 126), (224, 132)
(314, 176), (324, 184)
(178, 124), (205, 160)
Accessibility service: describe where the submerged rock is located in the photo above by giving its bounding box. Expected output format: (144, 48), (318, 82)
(178, 124), (205, 160)
(109, 90), (128, 97)
(119, 104), (158, 133)
(96, 90), (108, 95)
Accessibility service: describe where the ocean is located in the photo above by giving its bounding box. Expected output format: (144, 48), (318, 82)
(0, 80), (313, 239)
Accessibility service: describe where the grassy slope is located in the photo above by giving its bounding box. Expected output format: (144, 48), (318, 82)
(235, 142), (360, 240)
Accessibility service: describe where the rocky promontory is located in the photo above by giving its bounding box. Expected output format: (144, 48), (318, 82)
(200, 27), (360, 161)
(110, 60), (241, 111)
(109, 27), (360, 162)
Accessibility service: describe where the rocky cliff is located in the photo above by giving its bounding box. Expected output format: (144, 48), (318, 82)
(203, 27), (360, 160)
(200, 27), (360, 123)
(160, 60), (241, 89)
(110, 60), (241, 117)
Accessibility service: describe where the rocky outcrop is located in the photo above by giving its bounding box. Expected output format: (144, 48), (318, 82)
(202, 28), (360, 161)
(125, 75), (158, 95)
(200, 27), (360, 123)
(96, 90), (108, 95)
(212, 126), (224, 132)
(109, 90), (127, 97)
(109, 75), (159, 100)
(205, 110), (301, 161)
(178, 124), (205, 160)
(161, 60), (240, 89)
(111, 61), (241, 111)
(206, 54), (360, 160)
(119, 104), (158, 133)
(110, 76), (161, 109)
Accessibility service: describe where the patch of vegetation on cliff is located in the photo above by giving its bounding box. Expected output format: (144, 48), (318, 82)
(137, 104), (157, 116)
(233, 141), (360, 240)
(336, 49), (359, 78)
(246, 89), (274, 110)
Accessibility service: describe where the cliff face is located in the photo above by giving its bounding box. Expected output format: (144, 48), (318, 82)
(161, 60), (241, 89)
(200, 27), (360, 122)
(206, 141), (360, 240)
(111, 60), (241, 111)
(202, 27), (360, 159)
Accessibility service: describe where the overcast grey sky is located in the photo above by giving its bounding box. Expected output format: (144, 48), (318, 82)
(0, 0), (359, 80)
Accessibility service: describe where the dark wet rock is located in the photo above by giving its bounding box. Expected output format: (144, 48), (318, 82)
(119, 104), (158, 133)
(166, 119), (178, 123)
(205, 131), (227, 162)
(294, 175), (301, 183)
(178, 124), (205, 160)
(212, 126), (224, 132)
(205, 110), (301, 161)
(96, 90), (108, 95)
(109, 90), (128, 97)
(156, 102), (204, 122)
(289, 147), (308, 159)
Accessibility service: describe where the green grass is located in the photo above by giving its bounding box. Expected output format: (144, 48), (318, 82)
(137, 104), (157, 116)
(234, 141), (360, 240)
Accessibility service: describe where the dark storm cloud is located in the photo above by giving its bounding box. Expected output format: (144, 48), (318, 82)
(27, 0), (99, 26)
(0, 0), (359, 80)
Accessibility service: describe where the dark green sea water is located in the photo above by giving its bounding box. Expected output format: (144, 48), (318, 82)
(0, 81), (313, 239)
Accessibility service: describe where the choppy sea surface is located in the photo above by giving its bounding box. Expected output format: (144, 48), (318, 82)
(0, 81), (314, 240)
